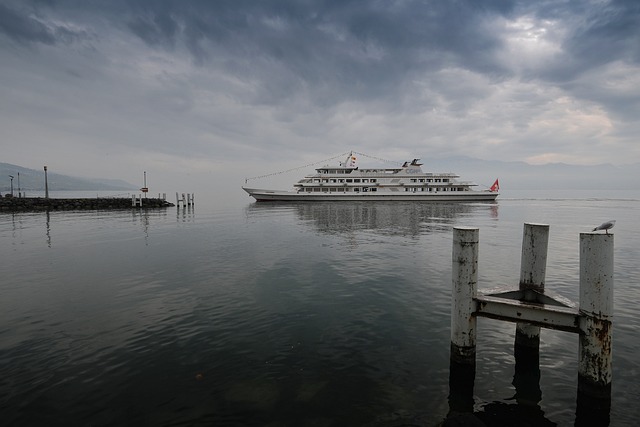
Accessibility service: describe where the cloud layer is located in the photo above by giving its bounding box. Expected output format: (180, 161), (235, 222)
(1, 0), (639, 192)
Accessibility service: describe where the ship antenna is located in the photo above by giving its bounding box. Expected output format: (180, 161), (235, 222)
(244, 152), (351, 183)
(351, 151), (404, 167)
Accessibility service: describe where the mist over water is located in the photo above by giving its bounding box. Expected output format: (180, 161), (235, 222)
(1, 191), (639, 426)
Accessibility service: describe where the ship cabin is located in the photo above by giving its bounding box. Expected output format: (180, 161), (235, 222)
(292, 158), (475, 194)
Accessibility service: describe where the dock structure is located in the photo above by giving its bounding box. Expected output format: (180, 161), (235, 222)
(0, 197), (174, 211)
(133, 193), (167, 207)
(448, 223), (613, 424)
(176, 192), (195, 208)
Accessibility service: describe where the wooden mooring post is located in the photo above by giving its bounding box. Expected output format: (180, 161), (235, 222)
(131, 194), (143, 207)
(448, 223), (613, 425)
(176, 192), (195, 208)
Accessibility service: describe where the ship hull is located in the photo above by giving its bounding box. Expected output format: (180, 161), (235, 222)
(242, 187), (498, 202)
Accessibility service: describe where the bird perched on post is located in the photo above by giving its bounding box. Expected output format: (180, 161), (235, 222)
(592, 220), (615, 234)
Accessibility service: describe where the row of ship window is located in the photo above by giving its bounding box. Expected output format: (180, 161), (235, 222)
(309, 178), (450, 184)
(311, 178), (377, 183)
(410, 178), (449, 183)
(302, 187), (379, 192)
(300, 187), (465, 193)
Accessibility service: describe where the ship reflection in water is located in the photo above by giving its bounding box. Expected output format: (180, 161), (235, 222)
(246, 200), (499, 239)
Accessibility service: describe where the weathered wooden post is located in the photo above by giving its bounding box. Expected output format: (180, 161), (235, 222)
(515, 223), (550, 349)
(576, 232), (613, 422)
(451, 227), (479, 365)
(44, 166), (49, 199)
(513, 227), (549, 407)
(512, 223), (549, 407)
(448, 227), (479, 416)
(513, 224), (549, 407)
(131, 194), (142, 207)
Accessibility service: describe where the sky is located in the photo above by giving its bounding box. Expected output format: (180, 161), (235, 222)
(1, 0), (639, 198)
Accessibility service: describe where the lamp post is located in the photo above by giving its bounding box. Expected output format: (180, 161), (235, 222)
(44, 166), (49, 199)
(9, 175), (14, 197)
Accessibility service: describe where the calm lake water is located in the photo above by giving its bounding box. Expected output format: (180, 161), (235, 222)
(1, 191), (639, 426)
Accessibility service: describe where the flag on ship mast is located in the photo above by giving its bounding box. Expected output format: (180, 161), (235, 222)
(490, 179), (500, 192)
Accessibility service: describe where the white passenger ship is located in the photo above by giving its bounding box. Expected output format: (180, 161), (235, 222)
(243, 152), (499, 202)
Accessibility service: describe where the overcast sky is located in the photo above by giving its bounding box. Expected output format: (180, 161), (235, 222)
(1, 0), (639, 195)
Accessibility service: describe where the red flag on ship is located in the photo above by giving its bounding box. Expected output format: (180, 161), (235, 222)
(490, 179), (500, 192)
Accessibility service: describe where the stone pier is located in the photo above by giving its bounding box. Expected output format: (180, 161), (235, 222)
(0, 197), (174, 211)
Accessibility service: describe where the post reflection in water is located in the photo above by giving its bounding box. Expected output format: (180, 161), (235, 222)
(177, 204), (196, 223)
(45, 210), (51, 247)
(576, 387), (611, 427)
(447, 346), (557, 426)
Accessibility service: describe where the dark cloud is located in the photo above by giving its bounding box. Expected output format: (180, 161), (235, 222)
(521, 0), (640, 82)
(510, 0), (640, 122)
(127, 12), (179, 48)
(98, 0), (640, 112)
(9, 0), (637, 107)
(0, 1), (92, 46)
(564, 0), (640, 65)
(0, 2), (56, 44)
(52, 0), (509, 105)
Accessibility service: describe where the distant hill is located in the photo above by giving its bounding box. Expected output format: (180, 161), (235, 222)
(0, 163), (137, 192)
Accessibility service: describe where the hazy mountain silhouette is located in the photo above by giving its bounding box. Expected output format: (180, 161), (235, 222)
(0, 163), (137, 192)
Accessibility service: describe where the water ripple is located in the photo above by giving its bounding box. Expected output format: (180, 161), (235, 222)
(1, 196), (639, 425)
